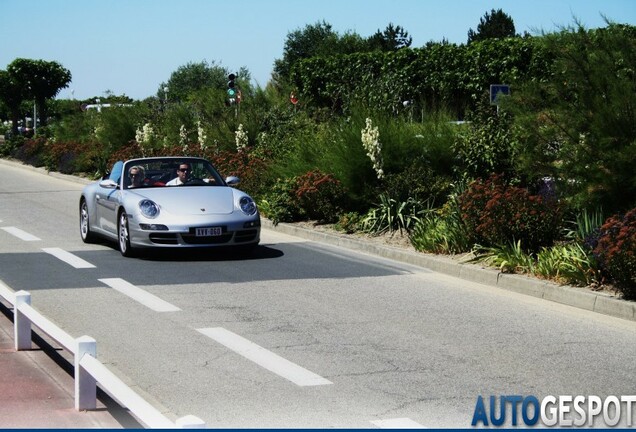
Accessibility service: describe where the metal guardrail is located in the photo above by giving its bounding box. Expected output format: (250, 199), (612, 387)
(0, 280), (205, 429)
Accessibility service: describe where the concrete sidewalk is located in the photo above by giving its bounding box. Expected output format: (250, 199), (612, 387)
(0, 301), (140, 429)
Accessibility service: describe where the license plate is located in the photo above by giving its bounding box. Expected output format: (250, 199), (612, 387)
(195, 227), (222, 237)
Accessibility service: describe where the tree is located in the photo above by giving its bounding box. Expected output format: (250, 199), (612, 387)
(158, 61), (229, 103)
(368, 23), (413, 51)
(510, 22), (636, 213)
(467, 9), (517, 44)
(0, 69), (26, 134)
(274, 21), (339, 85)
(273, 21), (366, 86)
(6, 58), (72, 128)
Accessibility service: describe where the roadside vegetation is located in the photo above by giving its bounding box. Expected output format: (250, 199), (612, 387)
(1, 11), (635, 300)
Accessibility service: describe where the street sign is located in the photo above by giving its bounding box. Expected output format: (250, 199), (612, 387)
(490, 84), (510, 105)
(290, 91), (298, 105)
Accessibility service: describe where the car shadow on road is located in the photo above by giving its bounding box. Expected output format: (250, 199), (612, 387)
(131, 244), (284, 262)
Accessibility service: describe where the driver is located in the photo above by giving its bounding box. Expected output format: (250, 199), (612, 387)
(166, 162), (191, 186)
(128, 165), (146, 188)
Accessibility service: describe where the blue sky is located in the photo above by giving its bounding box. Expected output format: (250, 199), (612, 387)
(1, 0), (635, 101)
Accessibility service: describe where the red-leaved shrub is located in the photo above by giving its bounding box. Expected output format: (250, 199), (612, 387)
(458, 174), (563, 252)
(293, 169), (346, 223)
(593, 209), (636, 300)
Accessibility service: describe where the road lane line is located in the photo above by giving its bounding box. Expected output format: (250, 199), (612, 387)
(42, 247), (96, 269)
(98, 277), (181, 312)
(370, 418), (425, 428)
(197, 327), (333, 387)
(2, 226), (41, 241)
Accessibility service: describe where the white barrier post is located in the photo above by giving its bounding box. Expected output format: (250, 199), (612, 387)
(75, 335), (97, 410)
(14, 290), (31, 351)
(175, 415), (207, 428)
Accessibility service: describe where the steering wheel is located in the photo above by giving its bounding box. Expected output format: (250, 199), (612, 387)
(183, 178), (207, 186)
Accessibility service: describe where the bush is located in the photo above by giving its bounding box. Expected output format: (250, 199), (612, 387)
(259, 177), (301, 225)
(593, 209), (636, 299)
(335, 212), (364, 234)
(11, 137), (47, 167)
(293, 169), (346, 223)
(209, 148), (272, 199)
(458, 174), (563, 252)
(260, 170), (346, 224)
(410, 182), (472, 254)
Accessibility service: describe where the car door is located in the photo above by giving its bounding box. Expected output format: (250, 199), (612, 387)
(96, 161), (123, 235)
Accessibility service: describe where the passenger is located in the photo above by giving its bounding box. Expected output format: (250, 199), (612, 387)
(128, 165), (145, 188)
(166, 163), (191, 186)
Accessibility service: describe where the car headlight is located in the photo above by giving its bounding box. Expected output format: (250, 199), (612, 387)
(139, 199), (160, 218)
(239, 196), (257, 216)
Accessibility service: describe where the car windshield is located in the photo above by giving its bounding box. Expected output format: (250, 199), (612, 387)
(122, 158), (226, 189)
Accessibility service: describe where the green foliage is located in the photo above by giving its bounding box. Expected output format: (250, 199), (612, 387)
(410, 188), (472, 254)
(159, 61), (233, 103)
(458, 174), (563, 252)
(335, 212), (364, 234)
(535, 243), (600, 286)
(510, 22), (636, 214)
(470, 241), (535, 273)
(453, 99), (518, 181)
(274, 20), (368, 86)
(593, 208), (636, 299)
(259, 177), (300, 225)
(361, 194), (426, 235)
(292, 36), (549, 118)
(563, 207), (606, 242)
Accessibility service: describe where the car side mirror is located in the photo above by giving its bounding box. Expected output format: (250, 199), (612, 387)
(99, 179), (118, 189)
(225, 176), (240, 186)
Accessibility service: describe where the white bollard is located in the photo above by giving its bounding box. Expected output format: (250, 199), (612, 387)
(75, 335), (97, 410)
(175, 415), (207, 428)
(14, 291), (31, 351)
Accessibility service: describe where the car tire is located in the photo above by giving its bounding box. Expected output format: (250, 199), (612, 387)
(118, 210), (136, 257)
(79, 198), (97, 243)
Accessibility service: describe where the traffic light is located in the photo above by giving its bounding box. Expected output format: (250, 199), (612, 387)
(227, 73), (237, 104)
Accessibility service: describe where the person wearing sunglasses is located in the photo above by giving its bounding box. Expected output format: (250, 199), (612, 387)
(128, 165), (146, 188)
(166, 163), (192, 186)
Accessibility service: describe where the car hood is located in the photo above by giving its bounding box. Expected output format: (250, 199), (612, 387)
(130, 187), (236, 215)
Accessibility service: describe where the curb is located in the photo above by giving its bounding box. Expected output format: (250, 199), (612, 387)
(262, 219), (636, 323)
(0, 158), (93, 186)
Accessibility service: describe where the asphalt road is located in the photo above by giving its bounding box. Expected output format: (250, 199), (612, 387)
(0, 159), (635, 428)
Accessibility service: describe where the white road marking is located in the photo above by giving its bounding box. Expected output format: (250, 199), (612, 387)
(2, 226), (41, 241)
(197, 327), (333, 387)
(42, 247), (96, 269)
(98, 277), (181, 312)
(370, 418), (425, 428)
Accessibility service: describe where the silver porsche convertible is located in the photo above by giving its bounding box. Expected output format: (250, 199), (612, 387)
(79, 157), (260, 257)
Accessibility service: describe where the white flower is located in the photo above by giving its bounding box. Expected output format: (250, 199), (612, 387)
(361, 118), (384, 179)
(235, 123), (248, 151)
(197, 120), (207, 149)
(179, 125), (188, 152)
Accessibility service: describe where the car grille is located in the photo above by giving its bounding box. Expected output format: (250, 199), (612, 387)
(149, 233), (178, 244)
(181, 233), (233, 244)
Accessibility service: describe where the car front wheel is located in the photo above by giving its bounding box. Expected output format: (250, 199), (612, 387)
(118, 211), (135, 257)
